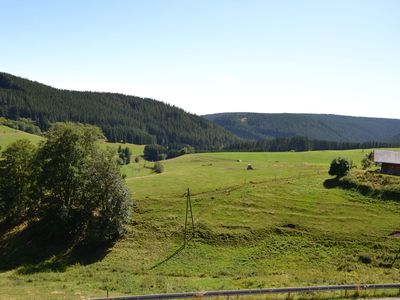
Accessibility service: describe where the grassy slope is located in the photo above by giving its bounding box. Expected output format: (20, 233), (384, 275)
(1, 149), (400, 299)
(0, 125), (152, 188)
(100, 142), (152, 177)
(0, 125), (44, 149)
(101, 141), (145, 157)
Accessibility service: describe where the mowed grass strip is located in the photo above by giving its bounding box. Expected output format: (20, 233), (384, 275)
(1, 149), (400, 299)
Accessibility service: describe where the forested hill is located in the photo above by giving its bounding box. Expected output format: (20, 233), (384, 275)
(204, 112), (400, 143)
(0, 72), (238, 149)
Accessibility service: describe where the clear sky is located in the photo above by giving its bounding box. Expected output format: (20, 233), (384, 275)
(1, 0), (399, 118)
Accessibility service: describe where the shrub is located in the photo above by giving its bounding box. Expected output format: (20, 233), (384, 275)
(361, 151), (373, 170)
(358, 254), (372, 264)
(153, 161), (164, 173)
(329, 157), (352, 178)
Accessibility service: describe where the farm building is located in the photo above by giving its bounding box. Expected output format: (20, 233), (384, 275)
(373, 149), (400, 176)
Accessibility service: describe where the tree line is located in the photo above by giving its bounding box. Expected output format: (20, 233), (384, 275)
(0, 117), (42, 134)
(143, 144), (195, 161)
(222, 136), (398, 152)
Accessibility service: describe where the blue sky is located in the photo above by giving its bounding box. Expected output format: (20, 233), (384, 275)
(1, 0), (399, 118)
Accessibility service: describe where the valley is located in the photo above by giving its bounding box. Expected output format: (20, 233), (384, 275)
(1, 131), (399, 299)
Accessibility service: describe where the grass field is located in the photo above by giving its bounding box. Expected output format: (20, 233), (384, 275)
(1, 135), (400, 299)
(0, 125), (44, 149)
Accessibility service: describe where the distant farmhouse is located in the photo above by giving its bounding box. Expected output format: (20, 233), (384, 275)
(373, 150), (400, 176)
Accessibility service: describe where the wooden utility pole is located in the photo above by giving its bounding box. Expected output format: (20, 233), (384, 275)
(183, 188), (195, 246)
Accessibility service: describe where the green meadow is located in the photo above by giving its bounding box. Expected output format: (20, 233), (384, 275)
(0, 125), (44, 149)
(1, 130), (400, 299)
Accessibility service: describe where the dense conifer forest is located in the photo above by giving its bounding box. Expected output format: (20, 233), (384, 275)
(205, 112), (400, 143)
(2, 72), (399, 153)
(0, 72), (238, 150)
(222, 136), (397, 152)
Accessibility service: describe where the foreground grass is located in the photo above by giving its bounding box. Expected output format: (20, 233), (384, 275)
(1, 149), (400, 299)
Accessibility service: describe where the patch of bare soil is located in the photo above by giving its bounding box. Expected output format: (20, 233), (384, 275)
(389, 231), (400, 237)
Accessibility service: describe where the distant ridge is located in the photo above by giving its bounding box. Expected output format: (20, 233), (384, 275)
(204, 112), (400, 143)
(0, 72), (238, 150)
(2, 72), (399, 149)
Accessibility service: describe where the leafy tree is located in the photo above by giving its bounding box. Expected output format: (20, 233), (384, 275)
(83, 148), (132, 242)
(124, 147), (131, 164)
(0, 140), (36, 222)
(329, 157), (353, 178)
(32, 123), (132, 242)
(33, 123), (102, 228)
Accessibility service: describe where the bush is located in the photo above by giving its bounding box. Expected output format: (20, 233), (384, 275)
(153, 162), (164, 173)
(329, 157), (352, 178)
(361, 151), (373, 170)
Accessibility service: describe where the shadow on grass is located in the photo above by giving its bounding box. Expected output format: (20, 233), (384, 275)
(149, 244), (186, 270)
(323, 177), (340, 189)
(0, 220), (114, 274)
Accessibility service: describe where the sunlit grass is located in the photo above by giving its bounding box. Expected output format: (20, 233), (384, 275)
(1, 140), (400, 299)
(0, 125), (44, 149)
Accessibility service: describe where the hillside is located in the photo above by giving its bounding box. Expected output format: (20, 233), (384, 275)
(1, 148), (400, 299)
(204, 112), (400, 143)
(0, 125), (44, 149)
(0, 72), (238, 150)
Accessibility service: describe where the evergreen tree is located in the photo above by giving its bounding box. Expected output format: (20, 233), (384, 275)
(143, 144), (167, 161)
(124, 147), (131, 164)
